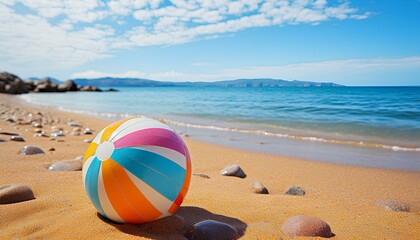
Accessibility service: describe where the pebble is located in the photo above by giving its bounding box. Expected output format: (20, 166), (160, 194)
(51, 132), (65, 137)
(67, 122), (81, 127)
(220, 164), (246, 178)
(48, 160), (82, 171)
(32, 122), (42, 128)
(0, 184), (35, 204)
(0, 131), (19, 136)
(84, 130), (92, 135)
(84, 139), (92, 143)
(186, 220), (238, 240)
(378, 200), (410, 212)
(57, 139), (65, 142)
(0, 137), (6, 142)
(49, 147), (55, 151)
(249, 181), (269, 194)
(284, 186), (305, 196)
(71, 131), (80, 136)
(10, 136), (25, 142)
(34, 133), (47, 137)
(19, 145), (45, 155)
(281, 215), (333, 238)
(72, 127), (81, 132)
(193, 173), (210, 179)
(33, 129), (43, 133)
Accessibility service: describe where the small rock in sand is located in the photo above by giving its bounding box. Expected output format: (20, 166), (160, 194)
(378, 200), (410, 212)
(67, 122), (81, 127)
(72, 127), (81, 132)
(57, 139), (65, 142)
(71, 131), (80, 136)
(34, 133), (47, 137)
(193, 173), (210, 179)
(51, 132), (65, 137)
(19, 145), (45, 155)
(84, 139), (92, 143)
(187, 220), (239, 240)
(220, 164), (246, 178)
(48, 160), (82, 171)
(33, 129), (43, 133)
(10, 136), (25, 142)
(284, 186), (305, 196)
(32, 122), (42, 128)
(281, 215), (333, 238)
(0, 184), (35, 204)
(0, 131), (19, 136)
(49, 147), (55, 151)
(249, 181), (269, 194)
(0, 137), (6, 142)
(84, 130), (92, 135)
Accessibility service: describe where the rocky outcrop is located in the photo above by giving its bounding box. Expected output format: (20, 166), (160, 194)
(0, 72), (29, 94)
(57, 80), (78, 92)
(33, 78), (58, 92)
(0, 72), (103, 94)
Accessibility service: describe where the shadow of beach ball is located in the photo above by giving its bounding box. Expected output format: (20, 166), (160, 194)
(82, 117), (192, 224)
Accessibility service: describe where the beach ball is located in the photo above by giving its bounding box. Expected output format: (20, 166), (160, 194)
(82, 117), (192, 224)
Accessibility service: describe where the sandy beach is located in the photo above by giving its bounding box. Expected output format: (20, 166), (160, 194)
(1, 93), (419, 239)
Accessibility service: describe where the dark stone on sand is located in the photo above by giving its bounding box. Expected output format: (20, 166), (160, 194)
(67, 122), (81, 127)
(186, 220), (238, 240)
(84, 130), (92, 135)
(48, 160), (82, 171)
(0, 131), (19, 136)
(0, 137), (6, 142)
(284, 186), (305, 196)
(193, 173), (210, 179)
(220, 164), (246, 178)
(32, 122), (42, 128)
(0, 184), (35, 204)
(10, 136), (25, 142)
(51, 132), (65, 137)
(34, 133), (47, 137)
(19, 145), (45, 155)
(281, 215), (332, 238)
(249, 181), (269, 194)
(378, 200), (410, 212)
(49, 147), (55, 151)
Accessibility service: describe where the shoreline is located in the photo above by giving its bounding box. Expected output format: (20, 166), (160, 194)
(18, 93), (420, 170)
(19, 92), (420, 151)
(1, 93), (420, 239)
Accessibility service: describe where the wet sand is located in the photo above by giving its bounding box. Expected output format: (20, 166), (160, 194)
(1, 93), (419, 239)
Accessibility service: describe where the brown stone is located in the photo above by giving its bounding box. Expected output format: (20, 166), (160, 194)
(281, 215), (332, 238)
(0, 184), (35, 204)
(249, 181), (268, 194)
(48, 160), (82, 171)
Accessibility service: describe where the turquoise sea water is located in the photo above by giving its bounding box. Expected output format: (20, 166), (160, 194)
(20, 86), (420, 170)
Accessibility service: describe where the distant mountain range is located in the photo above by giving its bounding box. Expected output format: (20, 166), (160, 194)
(70, 77), (344, 87)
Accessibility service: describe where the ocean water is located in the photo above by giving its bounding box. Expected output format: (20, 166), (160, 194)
(20, 87), (420, 169)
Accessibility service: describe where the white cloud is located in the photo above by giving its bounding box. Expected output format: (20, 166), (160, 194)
(70, 57), (420, 85)
(0, 0), (370, 71)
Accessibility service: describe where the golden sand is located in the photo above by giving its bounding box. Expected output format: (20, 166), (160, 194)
(0, 94), (419, 239)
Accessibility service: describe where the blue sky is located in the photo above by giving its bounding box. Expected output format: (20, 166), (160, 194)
(0, 0), (419, 86)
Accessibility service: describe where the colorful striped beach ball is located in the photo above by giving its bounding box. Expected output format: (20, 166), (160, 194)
(82, 117), (192, 224)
